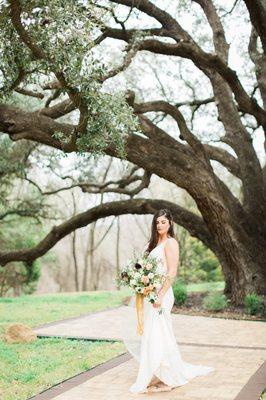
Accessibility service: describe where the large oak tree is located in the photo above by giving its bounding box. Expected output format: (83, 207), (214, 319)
(0, 0), (265, 304)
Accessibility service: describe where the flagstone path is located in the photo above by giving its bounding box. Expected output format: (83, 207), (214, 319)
(31, 306), (266, 400)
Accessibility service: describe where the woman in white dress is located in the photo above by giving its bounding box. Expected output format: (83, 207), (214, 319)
(121, 208), (215, 394)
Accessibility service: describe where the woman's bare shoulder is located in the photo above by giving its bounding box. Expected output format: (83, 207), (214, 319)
(168, 236), (178, 243)
(166, 237), (179, 248)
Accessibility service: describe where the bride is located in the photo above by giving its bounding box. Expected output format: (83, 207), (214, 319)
(121, 208), (215, 394)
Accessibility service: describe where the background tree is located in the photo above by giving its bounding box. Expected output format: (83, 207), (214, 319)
(0, 136), (56, 295)
(0, 0), (265, 304)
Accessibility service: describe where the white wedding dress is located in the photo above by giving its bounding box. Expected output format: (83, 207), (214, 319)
(121, 238), (215, 394)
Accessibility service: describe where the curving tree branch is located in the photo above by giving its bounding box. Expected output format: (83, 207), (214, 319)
(22, 166), (152, 198)
(0, 198), (214, 266)
(104, 25), (266, 128)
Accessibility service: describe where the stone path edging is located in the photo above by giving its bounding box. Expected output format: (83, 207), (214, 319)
(27, 347), (266, 400)
(234, 360), (266, 400)
(29, 306), (266, 400)
(36, 332), (266, 351)
(27, 352), (131, 400)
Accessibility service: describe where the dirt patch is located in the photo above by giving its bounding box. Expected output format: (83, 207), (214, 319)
(172, 291), (266, 321)
(123, 292), (266, 321)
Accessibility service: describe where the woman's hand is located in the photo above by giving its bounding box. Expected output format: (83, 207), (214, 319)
(153, 293), (163, 308)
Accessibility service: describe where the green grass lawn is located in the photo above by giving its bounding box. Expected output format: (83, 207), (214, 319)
(0, 287), (132, 335)
(0, 288), (132, 400)
(0, 338), (124, 400)
(186, 281), (225, 292)
(0, 283), (224, 335)
(0, 282), (224, 400)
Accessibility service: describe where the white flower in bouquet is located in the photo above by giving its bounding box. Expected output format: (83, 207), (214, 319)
(148, 292), (158, 303)
(145, 263), (153, 271)
(141, 275), (150, 284)
(118, 252), (166, 311)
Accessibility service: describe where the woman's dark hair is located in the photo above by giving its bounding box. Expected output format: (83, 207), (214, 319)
(145, 209), (175, 254)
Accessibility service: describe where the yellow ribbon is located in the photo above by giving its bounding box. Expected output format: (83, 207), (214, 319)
(136, 293), (144, 335)
(136, 286), (154, 335)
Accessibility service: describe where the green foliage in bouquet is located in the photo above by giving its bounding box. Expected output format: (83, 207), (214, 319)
(116, 253), (166, 304)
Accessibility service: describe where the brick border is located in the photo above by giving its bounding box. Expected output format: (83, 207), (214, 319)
(234, 360), (266, 400)
(27, 352), (131, 400)
(36, 334), (118, 342)
(36, 334), (266, 351)
(30, 307), (266, 400)
(27, 339), (266, 400)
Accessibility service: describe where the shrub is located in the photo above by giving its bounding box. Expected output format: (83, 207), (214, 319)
(173, 280), (187, 305)
(202, 292), (229, 311)
(188, 268), (208, 283)
(178, 234), (221, 283)
(244, 293), (264, 315)
(0, 260), (41, 297)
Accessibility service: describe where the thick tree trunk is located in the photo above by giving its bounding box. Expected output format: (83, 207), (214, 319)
(220, 245), (266, 305)
(186, 168), (266, 305)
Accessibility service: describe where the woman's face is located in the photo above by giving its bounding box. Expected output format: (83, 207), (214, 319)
(156, 215), (171, 236)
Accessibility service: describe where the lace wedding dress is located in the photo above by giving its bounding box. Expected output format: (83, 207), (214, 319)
(121, 238), (215, 394)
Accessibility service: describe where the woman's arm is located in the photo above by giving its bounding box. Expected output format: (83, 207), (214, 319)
(158, 238), (179, 298)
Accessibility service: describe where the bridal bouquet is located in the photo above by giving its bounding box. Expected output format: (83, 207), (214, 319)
(117, 252), (167, 335)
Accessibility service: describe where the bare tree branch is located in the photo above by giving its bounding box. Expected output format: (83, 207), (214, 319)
(14, 87), (44, 99)
(243, 0), (266, 53)
(104, 26), (266, 127)
(37, 99), (76, 119)
(0, 198), (214, 266)
(22, 167), (152, 198)
(192, 0), (229, 60)
(134, 100), (206, 155)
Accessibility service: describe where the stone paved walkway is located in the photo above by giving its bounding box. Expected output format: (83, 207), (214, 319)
(33, 306), (266, 400)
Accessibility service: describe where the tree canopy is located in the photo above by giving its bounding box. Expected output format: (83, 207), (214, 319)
(0, 0), (265, 304)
